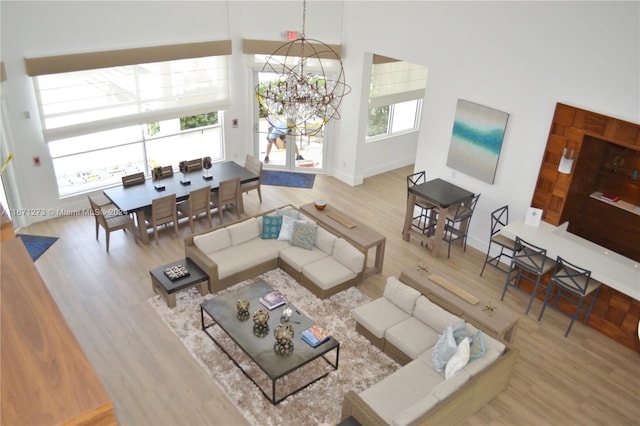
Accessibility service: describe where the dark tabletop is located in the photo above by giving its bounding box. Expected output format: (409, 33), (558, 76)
(201, 280), (339, 379)
(103, 161), (257, 213)
(149, 258), (208, 294)
(409, 178), (474, 208)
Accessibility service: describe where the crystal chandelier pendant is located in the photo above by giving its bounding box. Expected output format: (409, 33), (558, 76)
(255, 0), (350, 136)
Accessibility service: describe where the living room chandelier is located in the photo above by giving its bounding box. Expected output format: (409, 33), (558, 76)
(255, 0), (351, 136)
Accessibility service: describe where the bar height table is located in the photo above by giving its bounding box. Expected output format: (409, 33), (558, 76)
(402, 178), (474, 257)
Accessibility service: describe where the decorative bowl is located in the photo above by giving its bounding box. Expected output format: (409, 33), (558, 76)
(314, 200), (327, 210)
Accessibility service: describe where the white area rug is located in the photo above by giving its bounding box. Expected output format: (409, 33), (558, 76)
(148, 269), (399, 426)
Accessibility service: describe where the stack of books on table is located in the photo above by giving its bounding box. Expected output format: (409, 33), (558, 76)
(600, 192), (620, 202)
(259, 290), (286, 310)
(301, 324), (331, 347)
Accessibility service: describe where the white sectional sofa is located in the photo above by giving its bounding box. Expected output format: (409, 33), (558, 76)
(185, 205), (366, 299)
(342, 277), (518, 426)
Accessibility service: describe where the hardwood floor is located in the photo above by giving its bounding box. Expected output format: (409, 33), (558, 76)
(20, 165), (639, 425)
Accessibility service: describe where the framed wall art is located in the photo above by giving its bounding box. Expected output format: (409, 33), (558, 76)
(446, 99), (509, 184)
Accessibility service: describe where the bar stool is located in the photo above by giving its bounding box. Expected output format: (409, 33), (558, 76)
(538, 256), (602, 337)
(501, 236), (556, 315)
(480, 205), (517, 276)
(406, 171), (436, 235)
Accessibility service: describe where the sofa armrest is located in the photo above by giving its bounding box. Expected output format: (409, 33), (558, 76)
(341, 390), (387, 426)
(185, 244), (218, 285)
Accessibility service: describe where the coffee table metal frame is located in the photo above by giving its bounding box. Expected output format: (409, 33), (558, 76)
(200, 280), (340, 404)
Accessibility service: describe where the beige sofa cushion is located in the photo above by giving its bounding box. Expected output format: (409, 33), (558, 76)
(332, 238), (365, 273)
(390, 394), (440, 426)
(279, 245), (328, 272)
(412, 295), (460, 334)
(193, 228), (231, 254)
(384, 317), (440, 360)
(207, 238), (284, 278)
(302, 256), (357, 291)
(314, 226), (338, 255)
(352, 297), (411, 339)
(227, 217), (260, 245)
(384, 277), (421, 314)
(359, 357), (444, 424)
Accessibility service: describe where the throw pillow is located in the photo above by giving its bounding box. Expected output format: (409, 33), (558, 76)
(468, 330), (486, 361)
(277, 215), (306, 241)
(290, 222), (318, 250)
(445, 337), (470, 380)
(275, 208), (300, 219)
(261, 215), (283, 239)
(432, 326), (457, 372)
(452, 320), (470, 344)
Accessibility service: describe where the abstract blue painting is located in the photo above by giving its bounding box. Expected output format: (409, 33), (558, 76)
(446, 99), (509, 184)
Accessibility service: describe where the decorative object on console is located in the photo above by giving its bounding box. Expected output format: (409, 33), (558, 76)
(600, 192), (620, 202)
(314, 200), (327, 210)
(446, 99), (509, 184)
(612, 155), (624, 174)
(179, 161), (190, 185)
(273, 323), (295, 354)
(254, 0), (351, 136)
(202, 156), (213, 180)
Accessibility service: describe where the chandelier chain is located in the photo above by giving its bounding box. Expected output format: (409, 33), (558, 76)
(301, 0), (306, 38)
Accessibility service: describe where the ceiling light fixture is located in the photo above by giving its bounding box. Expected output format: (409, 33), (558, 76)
(255, 0), (351, 136)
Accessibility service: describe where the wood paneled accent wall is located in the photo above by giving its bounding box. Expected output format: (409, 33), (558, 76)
(531, 103), (640, 352)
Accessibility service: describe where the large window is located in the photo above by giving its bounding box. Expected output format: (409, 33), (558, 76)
(366, 55), (427, 141)
(49, 113), (223, 196)
(26, 41), (230, 196)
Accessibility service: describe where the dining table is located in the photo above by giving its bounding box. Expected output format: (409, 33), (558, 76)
(402, 178), (475, 257)
(103, 160), (258, 244)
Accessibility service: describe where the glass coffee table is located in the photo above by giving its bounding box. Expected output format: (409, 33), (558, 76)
(200, 280), (340, 404)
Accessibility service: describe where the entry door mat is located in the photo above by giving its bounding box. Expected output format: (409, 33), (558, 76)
(262, 170), (316, 189)
(148, 269), (400, 425)
(16, 234), (59, 262)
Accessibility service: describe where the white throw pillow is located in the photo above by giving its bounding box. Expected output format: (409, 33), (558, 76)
(445, 337), (470, 380)
(277, 215), (306, 241)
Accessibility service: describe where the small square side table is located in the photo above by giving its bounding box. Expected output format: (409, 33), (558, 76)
(150, 258), (209, 308)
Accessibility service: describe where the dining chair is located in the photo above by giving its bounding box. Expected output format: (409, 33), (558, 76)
(441, 193), (481, 258)
(121, 172), (145, 187)
(406, 171), (436, 235)
(146, 193), (179, 244)
(241, 154), (262, 203)
(501, 236), (556, 315)
(152, 165), (174, 181)
(177, 186), (212, 234)
(212, 177), (240, 224)
(480, 205), (517, 276)
(538, 256), (602, 337)
(88, 196), (137, 253)
(186, 158), (203, 172)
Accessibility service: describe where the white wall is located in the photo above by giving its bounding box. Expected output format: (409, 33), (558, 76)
(1, 1), (638, 256)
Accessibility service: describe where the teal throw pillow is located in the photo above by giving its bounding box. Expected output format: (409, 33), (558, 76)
(261, 215), (283, 239)
(452, 320), (470, 344)
(468, 330), (486, 361)
(290, 222), (318, 250)
(276, 208), (300, 220)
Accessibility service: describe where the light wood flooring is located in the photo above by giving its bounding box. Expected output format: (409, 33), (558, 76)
(20, 165), (639, 425)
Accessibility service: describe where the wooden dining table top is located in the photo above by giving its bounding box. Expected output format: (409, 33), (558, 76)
(103, 160), (257, 213)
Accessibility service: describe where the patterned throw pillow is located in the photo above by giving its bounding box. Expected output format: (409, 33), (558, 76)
(468, 330), (486, 361)
(290, 222), (318, 250)
(277, 215), (306, 241)
(275, 208), (300, 220)
(432, 326), (457, 372)
(261, 215), (283, 239)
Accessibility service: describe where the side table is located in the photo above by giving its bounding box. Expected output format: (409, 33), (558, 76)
(399, 265), (519, 343)
(150, 258), (209, 308)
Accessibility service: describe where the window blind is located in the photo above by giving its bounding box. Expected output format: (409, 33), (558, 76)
(26, 41), (231, 142)
(369, 59), (428, 108)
